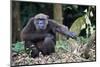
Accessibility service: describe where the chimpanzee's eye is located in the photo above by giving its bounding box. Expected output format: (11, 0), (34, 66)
(36, 19), (45, 24)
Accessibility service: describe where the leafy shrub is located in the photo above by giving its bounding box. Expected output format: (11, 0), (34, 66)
(12, 41), (25, 53)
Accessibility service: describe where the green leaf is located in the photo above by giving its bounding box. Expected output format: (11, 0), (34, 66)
(56, 40), (69, 52)
(12, 42), (25, 53)
(70, 15), (86, 35)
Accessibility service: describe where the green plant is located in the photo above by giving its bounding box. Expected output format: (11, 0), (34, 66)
(56, 40), (70, 52)
(12, 41), (25, 53)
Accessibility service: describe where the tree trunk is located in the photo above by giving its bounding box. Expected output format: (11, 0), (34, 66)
(12, 1), (21, 43)
(53, 4), (63, 40)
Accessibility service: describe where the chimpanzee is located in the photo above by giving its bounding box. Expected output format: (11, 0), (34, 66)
(20, 13), (76, 58)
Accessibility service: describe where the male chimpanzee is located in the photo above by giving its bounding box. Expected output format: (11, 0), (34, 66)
(20, 13), (76, 58)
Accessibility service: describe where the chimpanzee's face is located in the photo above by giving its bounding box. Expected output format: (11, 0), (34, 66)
(35, 19), (47, 30)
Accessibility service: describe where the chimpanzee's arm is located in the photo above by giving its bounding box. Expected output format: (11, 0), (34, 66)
(21, 32), (47, 41)
(48, 19), (76, 38)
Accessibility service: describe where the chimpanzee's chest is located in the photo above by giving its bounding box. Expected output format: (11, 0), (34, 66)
(35, 25), (56, 35)
(32, 26), (56, 43)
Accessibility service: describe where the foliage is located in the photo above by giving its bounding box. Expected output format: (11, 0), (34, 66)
(55, 36), (90, 53)
(76, 36), (89, 44)
(70, 15), (86, 35)
(56, 40), (69, 52)
(70, 14), (96, 38)
(85, 14), (95, 37)
(12, 42), (25, 53)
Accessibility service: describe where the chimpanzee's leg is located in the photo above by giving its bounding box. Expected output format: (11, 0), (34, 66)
(30, 45), (39, 58)
(39, 36), (55, 55)
(25, 41), (39, 58)
(25, 41), (33, 51)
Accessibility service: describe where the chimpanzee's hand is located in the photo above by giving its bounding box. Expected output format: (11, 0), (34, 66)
(67, 32), (77, 39)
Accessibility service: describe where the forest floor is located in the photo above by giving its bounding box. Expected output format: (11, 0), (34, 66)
(11, 40), (96, 66)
